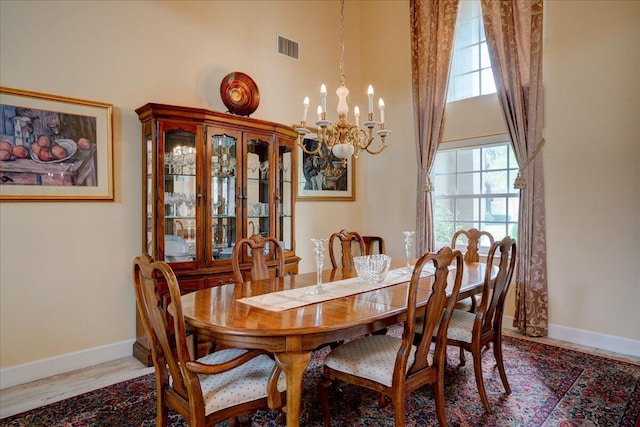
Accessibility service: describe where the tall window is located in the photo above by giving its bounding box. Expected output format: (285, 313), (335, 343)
(432, 140), (519, 250)
(447, 0), (496, 102)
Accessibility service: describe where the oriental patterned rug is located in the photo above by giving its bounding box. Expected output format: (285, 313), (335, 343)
(2, 333), (639, 426)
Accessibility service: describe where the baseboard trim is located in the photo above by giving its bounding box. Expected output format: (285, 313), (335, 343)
(0, 339), (135, 390)
(504, 316), (640, 359)
(3, 320), (639, 390)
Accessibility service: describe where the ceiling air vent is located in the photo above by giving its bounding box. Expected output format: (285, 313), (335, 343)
(277, 33), (299, 61)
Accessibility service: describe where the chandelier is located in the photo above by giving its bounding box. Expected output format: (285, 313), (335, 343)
(295, 0), (391, 163)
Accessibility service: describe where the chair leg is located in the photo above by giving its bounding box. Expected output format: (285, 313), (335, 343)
(459, 346), (466, 366)
(433, 369), (448, 427)
(318, 376), (333, 427)
(494, 335), (511, 394)
(471, 345), (492, 414)
(392, 392), (406, 427)
(156, 398), (168, 427)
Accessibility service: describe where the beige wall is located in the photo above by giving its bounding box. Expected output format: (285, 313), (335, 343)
(1, 0), (638, 380)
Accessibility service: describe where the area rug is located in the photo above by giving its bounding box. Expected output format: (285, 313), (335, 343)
(1, 334), (639, 426)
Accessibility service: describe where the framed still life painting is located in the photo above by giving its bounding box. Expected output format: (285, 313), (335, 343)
(0, 87), (113, 201)
(297, 133), (355, 201)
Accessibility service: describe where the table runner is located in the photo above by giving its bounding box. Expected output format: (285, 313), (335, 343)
(238, 267), (434, 312)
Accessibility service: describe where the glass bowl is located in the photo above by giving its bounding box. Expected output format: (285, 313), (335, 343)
(354, 254), (392, 283)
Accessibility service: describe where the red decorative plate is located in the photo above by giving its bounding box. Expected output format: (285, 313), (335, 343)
(220, 72), (260, 116)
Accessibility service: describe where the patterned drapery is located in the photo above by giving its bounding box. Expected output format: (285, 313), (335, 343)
(481, 0), (548, 336)
(410, 0), (459, 255)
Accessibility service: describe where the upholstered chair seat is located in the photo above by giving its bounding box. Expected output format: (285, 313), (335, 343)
(197, 348), (287, 415)
(323, 335), (424, 387)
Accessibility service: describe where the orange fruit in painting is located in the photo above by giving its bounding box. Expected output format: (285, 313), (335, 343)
(12, 145), (29, 159)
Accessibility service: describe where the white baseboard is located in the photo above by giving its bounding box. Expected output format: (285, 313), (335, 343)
(504, 316), (640, 359)
(3, 320), (640, 390)
(0, 339), (135, 390)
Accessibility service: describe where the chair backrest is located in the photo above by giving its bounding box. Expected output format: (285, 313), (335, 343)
(362, 235), (386, 255)
(405, 247), (464, 375)
(476, 236), (517, 334)
(451, 228), (495, 262)
(132, 254), (200, 412)
(328, 229), (366, 268)
(232, 234), (285, 283)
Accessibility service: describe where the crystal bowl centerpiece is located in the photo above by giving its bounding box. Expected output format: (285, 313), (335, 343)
(354, 254), (392, 283)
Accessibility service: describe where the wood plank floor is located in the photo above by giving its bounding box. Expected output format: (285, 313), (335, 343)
(1, 330), (638, 419)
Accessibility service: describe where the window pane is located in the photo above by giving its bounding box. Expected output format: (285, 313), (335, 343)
(508, 196), (519, 221)
(481, 68), (496, 95)
(483, 171), (508, 193)
(456, 198), (478, 221)
(456, 45), (480, 74)
(484, 223), (506, 241)
(457, 147), (479, 172)
(434, 173), (456, 196)
(483, 145), (508, 170)
(484, 196), (508, 222)
(480, 42), (491, 68)
(458, 171), (481, 195)
(434, 150), (455, 173)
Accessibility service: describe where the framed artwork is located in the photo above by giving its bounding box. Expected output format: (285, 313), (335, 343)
(0, 87), (113, 201)
(297, 134), (355, 201)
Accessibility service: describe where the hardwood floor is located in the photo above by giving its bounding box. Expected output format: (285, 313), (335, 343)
(0, 331), (638, 420)
(0, 357), (153, 419)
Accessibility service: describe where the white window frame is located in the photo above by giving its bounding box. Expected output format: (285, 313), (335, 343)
(432, 134), (519, 253)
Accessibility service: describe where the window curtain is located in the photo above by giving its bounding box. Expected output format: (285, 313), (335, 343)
(481, 0), (548, 336)
(410, 0), (459, 255)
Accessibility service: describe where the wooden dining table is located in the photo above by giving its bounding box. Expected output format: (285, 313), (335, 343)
(179, 259), (492, 427)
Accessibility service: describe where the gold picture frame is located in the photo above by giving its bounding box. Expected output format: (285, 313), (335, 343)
(296, 133), (355, 201)
(0, 87), (113, 201)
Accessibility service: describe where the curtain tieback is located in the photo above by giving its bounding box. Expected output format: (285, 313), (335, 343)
(422, 175), (434, 192)
(514, 138), (546, 189)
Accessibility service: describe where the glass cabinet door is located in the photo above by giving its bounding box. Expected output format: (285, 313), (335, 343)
(246, 134), (272, 245)
(161, 124), (197, 263)
(278, 142), (293, 251)
(209, 131), (238, 261)
(144, 133), (154, 256)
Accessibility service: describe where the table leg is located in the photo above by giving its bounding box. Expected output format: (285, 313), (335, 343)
(274, 351), (312, 427)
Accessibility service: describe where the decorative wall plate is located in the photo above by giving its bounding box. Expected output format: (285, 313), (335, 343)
(220, 72), (260, 116)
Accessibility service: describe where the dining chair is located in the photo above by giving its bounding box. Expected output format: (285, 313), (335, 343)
(328, 229), (366, 268)
(231, 234), (285, 283)
(328, 229), (388, 339)
(362, 235), (386, 255)
(443, 236), (516, 414)
(451, 228), (495, 312)
(132, 254), (286, 427)
(319, 247), (464, 427)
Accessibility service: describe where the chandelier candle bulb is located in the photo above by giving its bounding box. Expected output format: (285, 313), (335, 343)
(367, 85), (374, 115)
(320, 84), (327, 113)
(354, 106), (360, 127)
(379, 99), (385, 124)
(302, 97), (309, 123)
(317, 105), (322, 121)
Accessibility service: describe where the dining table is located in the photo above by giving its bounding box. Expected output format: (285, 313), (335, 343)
(179, 258), (493, 427)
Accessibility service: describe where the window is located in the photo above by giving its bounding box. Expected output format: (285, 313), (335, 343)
(447, 0), (496, 102)
(432, 140), (519, 250)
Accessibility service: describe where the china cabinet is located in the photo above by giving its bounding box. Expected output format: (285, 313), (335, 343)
(134, 103), (299, 365)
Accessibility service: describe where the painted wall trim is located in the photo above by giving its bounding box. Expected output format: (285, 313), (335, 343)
(504, 316), (640, 359)
(2, 321), (639, 390)
(0, 339), (135, 390)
